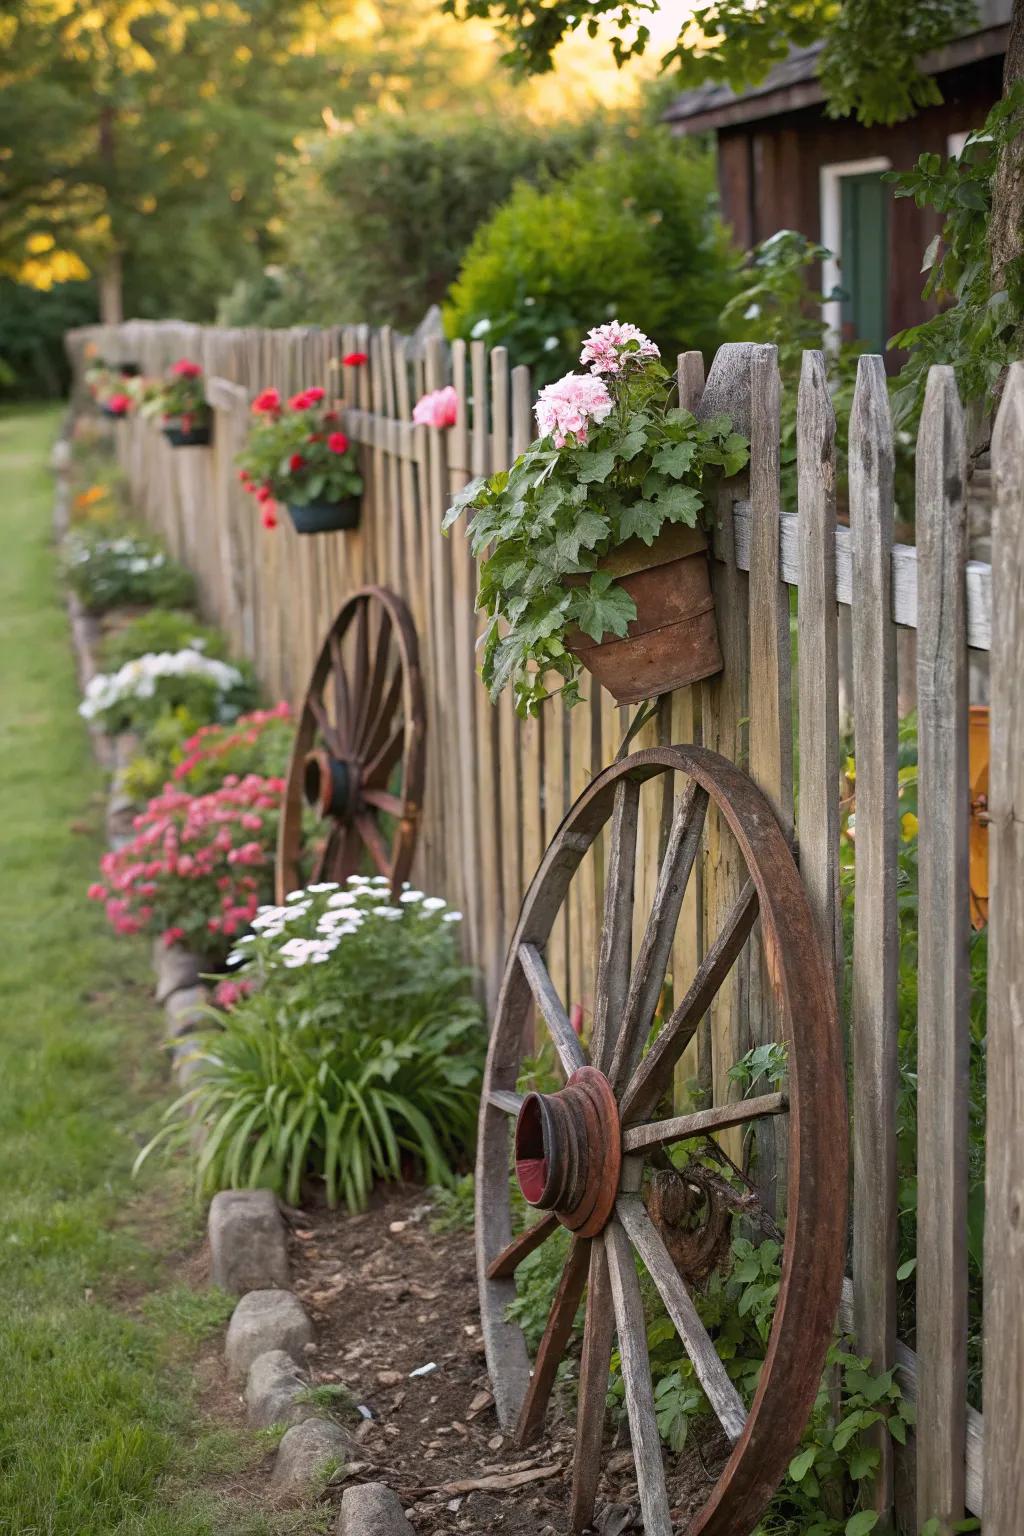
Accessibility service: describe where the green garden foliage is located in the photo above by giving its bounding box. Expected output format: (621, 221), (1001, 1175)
(0, 279), (97, 399)
(141, 882), (484, 1211)
(99, 609), (232, 670)
(444, 132), (734, 385)
(64, 526), (196, 615)
(219, 114), (602, 332)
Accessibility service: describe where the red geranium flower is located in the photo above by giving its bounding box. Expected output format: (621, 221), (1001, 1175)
(107, 393), (131, 415)
(327, 432), (349, 454)
(261, 505), (278, 530)
(304, 386), (325, 404)
(342, 352), (368, 367)
(252, 388), (280, 414)
(171, 358), (202, 378)
(256, 485), (273, 503)
(289, 391), (313, 411)
(289, 453), (306, 472)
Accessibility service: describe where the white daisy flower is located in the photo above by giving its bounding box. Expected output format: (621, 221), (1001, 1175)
(421, 896), (446, 912)
(400, 890), (424, 904)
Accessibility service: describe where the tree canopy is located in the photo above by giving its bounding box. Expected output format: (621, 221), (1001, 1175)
(0, 0), (509, 319)
(440, 0), (982, 125)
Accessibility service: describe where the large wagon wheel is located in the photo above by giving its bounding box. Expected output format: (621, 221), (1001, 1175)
(477, 746), (847, 1536)
(277, 586), (426, 901)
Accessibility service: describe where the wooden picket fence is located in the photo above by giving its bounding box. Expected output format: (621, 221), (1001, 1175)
(67, 319), (1024, 1536)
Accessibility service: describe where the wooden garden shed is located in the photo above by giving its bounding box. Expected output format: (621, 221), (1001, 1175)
(664, 0), (1012, 357)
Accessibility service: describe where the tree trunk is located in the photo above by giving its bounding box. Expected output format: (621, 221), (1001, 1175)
(97, 104), (123, 325)
(989, 0), (1024, 359)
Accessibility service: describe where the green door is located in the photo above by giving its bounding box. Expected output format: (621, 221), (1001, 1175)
(839, 172), (889, 352)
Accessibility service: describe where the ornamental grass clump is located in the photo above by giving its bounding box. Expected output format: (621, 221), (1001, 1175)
(78, 648), (256, 737)
(64, 527), (196, 613)
(235, 385), (362, 528)
(140, 879), (484, 1211)
(89, 774), (283, 959)
(443, 320), (748, 715)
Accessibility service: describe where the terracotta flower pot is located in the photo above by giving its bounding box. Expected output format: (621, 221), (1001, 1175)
(162, 420), (212, 448)
(286, 496), (361, 535)
(565, 522), (722, 704)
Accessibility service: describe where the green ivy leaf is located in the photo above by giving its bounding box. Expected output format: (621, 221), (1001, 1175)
(656, 482), (703, 526)
(652, 439), (697, 478)
(844, 1511), (879, 1536)
(553, 509), (609, 567)
(576, 448), (617, 485)
(618, 499), (662, 545)
(788, 1446), (816, 1482)
(570, 571), (636, 643)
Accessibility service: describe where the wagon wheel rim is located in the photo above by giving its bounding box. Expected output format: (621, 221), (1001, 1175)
(276, 586), (426, 902)
(475, 745), (847, 1536)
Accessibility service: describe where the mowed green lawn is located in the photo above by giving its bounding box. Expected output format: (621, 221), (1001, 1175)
(0, 407), (321, 1536)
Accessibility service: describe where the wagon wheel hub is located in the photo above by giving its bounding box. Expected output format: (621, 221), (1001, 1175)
(303, 747), (361, 822)
(514, 1068), (621, 1238)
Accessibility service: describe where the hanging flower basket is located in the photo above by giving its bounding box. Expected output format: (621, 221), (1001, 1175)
(236, 386), (364, 535)
(443, 320), (747, 716)
(563, 522), (721, 704)
(162, 419), (213, 448)
(285, 495), (361, 535)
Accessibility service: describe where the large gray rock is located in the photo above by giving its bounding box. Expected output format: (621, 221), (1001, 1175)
(245, 1349), (310, 1429)
(209, 1189), (289, 1294)
(225, 1289), (312, 1381)
(154, 941), (202, 1003)
(337, 1483), (416, 1535)
(164, 984), (208, 1038)
(271, 1418), (355, 1497)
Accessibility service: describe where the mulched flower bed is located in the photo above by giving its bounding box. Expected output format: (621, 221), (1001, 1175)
(280, 1184), (730, 1534)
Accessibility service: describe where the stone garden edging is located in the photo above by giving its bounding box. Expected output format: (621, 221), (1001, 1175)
(56, 448), (410, 1524)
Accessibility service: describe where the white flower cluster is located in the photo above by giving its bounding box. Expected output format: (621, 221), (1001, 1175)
(232, 875), (462, 970)
(67, 534), (166, 574)
(79, 648), (243, 721)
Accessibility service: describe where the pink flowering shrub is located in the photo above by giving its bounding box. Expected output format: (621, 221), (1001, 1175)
(89, 774), (284, 962)
(580, 321), (661, 377)
(412, 385), (458, 429)
(172, 703), (292, 794)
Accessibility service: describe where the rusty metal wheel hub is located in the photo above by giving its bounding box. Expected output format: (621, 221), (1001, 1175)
(514, 1067), (621, 1238)
(303, 748), (358, 821)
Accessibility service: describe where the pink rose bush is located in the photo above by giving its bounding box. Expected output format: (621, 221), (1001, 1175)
(412, 385), (458, 429)
(171, 702), (292, 793)
(444, 317), (749, 715)
(89, 774), (284, 962)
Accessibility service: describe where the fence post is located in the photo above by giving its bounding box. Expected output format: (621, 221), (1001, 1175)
(849, 354), (899, 1521)
(983, 361), (1024, 1536)
(915, 365), (970, 1533)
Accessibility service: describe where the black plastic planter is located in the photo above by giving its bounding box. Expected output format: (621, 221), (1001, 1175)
(162, 421), (212, 448)
(286, 496), (361, 534)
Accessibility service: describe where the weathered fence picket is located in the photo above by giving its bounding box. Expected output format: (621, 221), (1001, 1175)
(69, 319), (1016, 1529)
(915, 367), (970, 1535)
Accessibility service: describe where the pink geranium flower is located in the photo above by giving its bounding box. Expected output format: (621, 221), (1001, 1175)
(413, 385), (458, 430)
(580, 321), (660, 377)
(534, 372), (613, 448)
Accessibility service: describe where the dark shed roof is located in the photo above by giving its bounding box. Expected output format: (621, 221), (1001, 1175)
(664, 0), (1012, 133)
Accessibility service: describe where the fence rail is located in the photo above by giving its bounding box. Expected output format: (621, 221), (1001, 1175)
(68, 320), (1024, 1535)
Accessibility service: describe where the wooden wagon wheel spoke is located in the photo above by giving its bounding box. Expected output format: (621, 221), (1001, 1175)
(354, 811), (391, 877)
(590, 778), (641, 1074)
(363, 721), (404, 789)
(604, 1217), (674, 1536)
(619, 879), (759, 1126)
(617, 1195), (747, 1442)
(568, 1237), (616, 1535)
(515, 1237), (591, 1446)
(308, 692), (341, 757)
(485, 1211), (560, 1280)
(354, 608), (393, 754)
(361, 788), (404, 817)
(327, 630), (352, 751)
(518, 943), (587, 1077)
(276, 587), (426, 903)
(608, 782), (709, 1091)
(360, 670), (403, 770)
(623, 1092), (788, 1153)
(477, 744), (847, 1536)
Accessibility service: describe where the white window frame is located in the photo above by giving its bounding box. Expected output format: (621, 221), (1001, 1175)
(819, 156), (892, 347)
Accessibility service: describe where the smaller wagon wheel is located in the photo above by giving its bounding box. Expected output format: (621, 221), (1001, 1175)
(477, 746), (847, 1536)
(276, 586), (426, 901)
